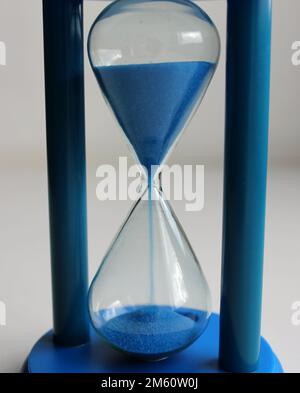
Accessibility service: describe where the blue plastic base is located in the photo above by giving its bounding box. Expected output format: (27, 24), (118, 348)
(27, 314), (283, 373)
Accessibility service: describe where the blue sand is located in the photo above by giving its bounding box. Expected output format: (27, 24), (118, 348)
(93, 61), (214, 176)
(97, 305), (208, 359)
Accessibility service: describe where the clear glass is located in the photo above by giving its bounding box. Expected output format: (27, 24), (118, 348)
(88, 0), (220, 360)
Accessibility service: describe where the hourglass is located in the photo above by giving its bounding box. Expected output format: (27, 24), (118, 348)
(87, 0), (219, 360)
(26, 0), (282, 373)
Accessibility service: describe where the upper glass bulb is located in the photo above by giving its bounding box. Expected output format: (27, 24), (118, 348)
(88, 0), (220, 179)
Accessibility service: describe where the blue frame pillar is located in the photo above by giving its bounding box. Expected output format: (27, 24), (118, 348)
(219, 0), (272, 372)
(43, 0), (89, 346)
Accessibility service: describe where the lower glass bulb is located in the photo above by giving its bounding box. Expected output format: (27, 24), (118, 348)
(88, 187), (211, 360)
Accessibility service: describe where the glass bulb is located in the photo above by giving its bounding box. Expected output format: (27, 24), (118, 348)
(88, 0), (220, 360)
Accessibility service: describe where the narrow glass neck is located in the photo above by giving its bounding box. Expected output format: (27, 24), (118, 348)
(147, 169), (162, 188)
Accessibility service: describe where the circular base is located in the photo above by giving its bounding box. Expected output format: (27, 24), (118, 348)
(27, 314), (283, 373)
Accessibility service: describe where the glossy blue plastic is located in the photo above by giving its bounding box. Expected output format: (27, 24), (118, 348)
(26, 314), (283, 373)
(220, 0), (272, 372)
(43, 0), (89, 346)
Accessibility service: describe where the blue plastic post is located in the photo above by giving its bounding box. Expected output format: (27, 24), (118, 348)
(219, 0), (272, 372)
(43, 0), (89, 346)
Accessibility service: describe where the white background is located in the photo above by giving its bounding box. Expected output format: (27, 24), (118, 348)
(0, 0), (299, 372)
